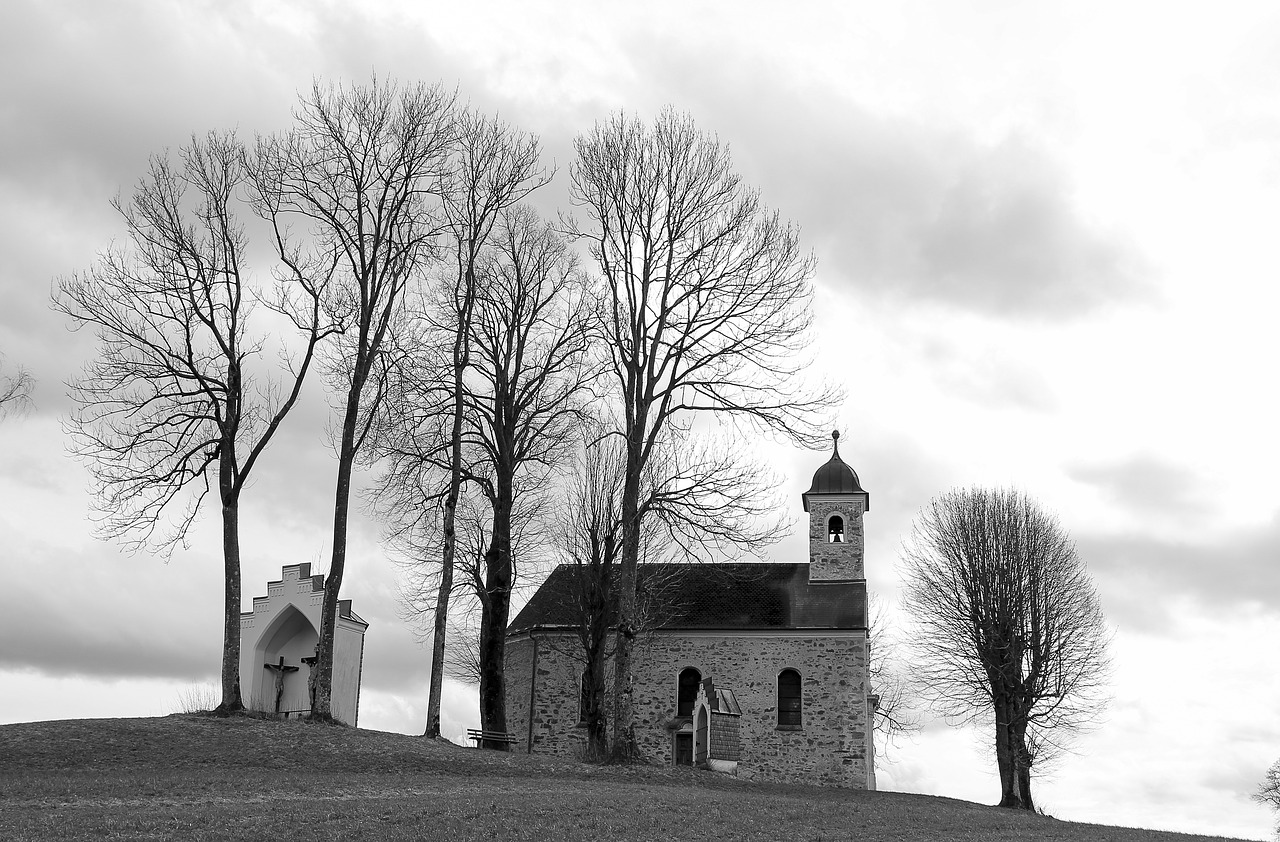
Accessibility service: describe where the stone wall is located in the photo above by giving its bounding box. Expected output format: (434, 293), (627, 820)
(504, 634), (593, 758)
(505, 628), (873, 787)
(807, 498), (864, 581)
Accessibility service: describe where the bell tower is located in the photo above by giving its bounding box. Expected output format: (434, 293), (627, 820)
(802, 431), (870, 582)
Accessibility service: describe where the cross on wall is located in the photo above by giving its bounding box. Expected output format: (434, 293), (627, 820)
(263, 656), (299, 714)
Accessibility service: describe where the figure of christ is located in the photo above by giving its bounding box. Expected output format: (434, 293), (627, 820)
(263, 656), (299, 714)
(301, 651), (318, 710)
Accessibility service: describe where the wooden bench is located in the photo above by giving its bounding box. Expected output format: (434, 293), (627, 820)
(467, 729), (518, 747)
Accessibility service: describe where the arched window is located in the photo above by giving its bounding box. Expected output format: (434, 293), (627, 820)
(828, 514), (845, 543)
(677, 667), (701, 717)
(778, 669), (802, 729)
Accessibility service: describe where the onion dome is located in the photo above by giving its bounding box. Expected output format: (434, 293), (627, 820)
(802, 431), (869, 512)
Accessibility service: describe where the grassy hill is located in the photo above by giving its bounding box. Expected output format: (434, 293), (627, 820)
(0, 715), (1248, 841)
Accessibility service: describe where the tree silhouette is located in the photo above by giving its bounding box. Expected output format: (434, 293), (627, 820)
(901, 487), (1111, 810)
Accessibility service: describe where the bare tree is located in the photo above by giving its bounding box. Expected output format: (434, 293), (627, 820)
(462, 205), (593, 747)
(386, 462), (552, 716)
(552, 435), (626, 759)
(0, 355), (33, 419)
(54, 132), (332, 713)
(422, 114), (547, 739)
(549, 426), (782, 760)
(900, 487), (1111, 810)
(566, 107), (840, 758)
(866, 595), (921, 754)
(1255, 759), (1280, 837)
(369, 112), (549, 738)
(258, 78), (455, 721)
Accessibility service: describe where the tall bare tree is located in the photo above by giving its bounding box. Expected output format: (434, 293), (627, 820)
(258, 78), (455, 721)
(566, 107), (839, 757)
(54, 132), (332, 713)
(424, 114), (547, 738)
(0, 355), (33, 419)
(369, 112), (548, 737)
(451, 205), (590, 747)
(900, 487), (1111, 810)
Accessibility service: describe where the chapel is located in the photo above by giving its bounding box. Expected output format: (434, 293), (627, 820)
(504, 433), (877, 787)
(239, 563), (368, 725)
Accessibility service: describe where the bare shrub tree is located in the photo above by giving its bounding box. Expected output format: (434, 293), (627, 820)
(900, 487), (1111, 810)
(566, 107), (840, 758)
(867, 595), (921, 753)
(257, 78), (455, 721)
(54, 132), (332, 713)
(548, 426), (784, 760)
(0, 355), (33, 419)
(1256, 760), (1280, 838)
(551, 435), (627, 759)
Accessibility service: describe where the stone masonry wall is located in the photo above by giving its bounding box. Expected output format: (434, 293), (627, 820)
(808, 498), (864, 581)
(505, 629), (872, 787)
(504, 634), (595, 759)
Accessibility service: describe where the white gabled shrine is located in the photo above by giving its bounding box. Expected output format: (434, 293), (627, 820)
(239, 563), (368, 725)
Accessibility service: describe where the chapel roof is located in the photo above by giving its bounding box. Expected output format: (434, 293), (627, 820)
(507, 562), (867, 635)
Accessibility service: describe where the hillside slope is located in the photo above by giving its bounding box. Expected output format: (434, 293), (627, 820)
(0, 715), (1249, 841)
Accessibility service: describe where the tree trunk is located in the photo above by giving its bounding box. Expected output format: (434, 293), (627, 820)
(584, 613), (609, 759)
(994, 697), (1033, 809)
(313, 391), (361, 723)
(578, 532), (613, 761)
(424, 510), (453, 737)
(609, 438), (643, 761)
(216, 485), (244, 714)
(1014, 721), (1035, 811)
(994, 699), (1018, 808)
(426, 351), (467, 737)
(214, 407), (244, 715)
(477, 476), (514, 750)
(428, 257), (474, 737)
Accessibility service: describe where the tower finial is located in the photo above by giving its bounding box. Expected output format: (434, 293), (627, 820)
(832, 429), (840, 458)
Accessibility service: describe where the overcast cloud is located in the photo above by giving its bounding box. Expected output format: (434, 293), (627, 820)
(624, 48), (1148, 320)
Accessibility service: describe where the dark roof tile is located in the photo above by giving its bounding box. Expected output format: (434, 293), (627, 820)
(508, 563), (866, 634)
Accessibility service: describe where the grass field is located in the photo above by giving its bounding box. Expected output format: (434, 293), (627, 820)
(0, 714), (1250, 841)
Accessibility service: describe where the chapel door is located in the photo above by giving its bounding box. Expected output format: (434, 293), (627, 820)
(674, 733), (693, 765)
(695, 708), (709, 765)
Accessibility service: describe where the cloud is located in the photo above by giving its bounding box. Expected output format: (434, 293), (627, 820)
(911, 332), (1058, 412)
(0, 540), (224, 681)
(1077, 512), (1280, 631)
(1068, 455), (1201, 519)
(622, 44), (1147, 321)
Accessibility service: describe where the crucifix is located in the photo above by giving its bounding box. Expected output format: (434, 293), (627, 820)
(301, 650), (319, 710)
(263, 656), (299, 713)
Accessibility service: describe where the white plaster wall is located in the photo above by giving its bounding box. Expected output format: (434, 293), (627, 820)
(240, 564), (366, 724)
(332, 618), (365, 726)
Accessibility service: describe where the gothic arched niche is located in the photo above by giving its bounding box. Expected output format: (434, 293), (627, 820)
(250, 604), (319, 712)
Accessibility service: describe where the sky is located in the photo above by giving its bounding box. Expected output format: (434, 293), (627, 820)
(1, 0), (1279, 837)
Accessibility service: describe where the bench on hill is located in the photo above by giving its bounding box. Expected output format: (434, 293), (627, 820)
(466, 729), (518, 748)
